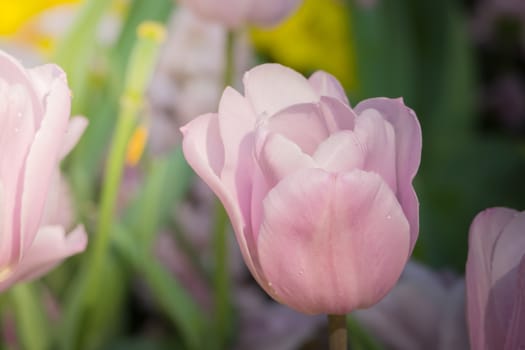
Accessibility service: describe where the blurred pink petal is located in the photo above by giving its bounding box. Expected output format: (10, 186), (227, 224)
(0, 49), (87, 291)
(178, 0), (302, 28)
(0, 226), (86, 290)
(60, 116), (88, 159)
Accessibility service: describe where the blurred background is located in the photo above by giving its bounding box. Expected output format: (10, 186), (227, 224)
(0, 0), (524, 349)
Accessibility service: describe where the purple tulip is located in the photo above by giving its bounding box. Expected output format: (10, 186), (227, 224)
(466, 208), (525, 350)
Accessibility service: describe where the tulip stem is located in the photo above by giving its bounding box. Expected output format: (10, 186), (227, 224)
(223, 30), (236, 87)
(210, 28), (237, 348)
(328, 314), (348, 350)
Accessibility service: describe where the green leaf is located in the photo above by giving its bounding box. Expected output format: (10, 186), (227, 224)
(9, 283), (51, 350)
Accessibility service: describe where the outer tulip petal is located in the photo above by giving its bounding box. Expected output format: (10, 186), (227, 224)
(0, 50), (42, 118)
(265, 103), (329, 155)
(181, 113), (261, 281)
(504, 256), (525, 350)
(354, 98), (422, 250)
(309, 71), (349, 105)
(60, 116), (88, 160)
(0, 83), (37, 267)
(243, 64), (319, 117)
(217, 87), (256, 223)
(0, 225), (87, 291)
(313, 131), (365, 173)
(28, 64), (66, 109)
(20, 75), (71, 255)
(490, 211), (525, 334)
(354, 109), (397, 192)
(257, 168), (410, 314)
(466, 207), (519, 350)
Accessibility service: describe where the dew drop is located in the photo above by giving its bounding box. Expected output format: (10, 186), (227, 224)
(386, 215), (392, 220)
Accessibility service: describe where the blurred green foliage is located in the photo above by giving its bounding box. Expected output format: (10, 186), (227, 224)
(345, 0), (525, 271)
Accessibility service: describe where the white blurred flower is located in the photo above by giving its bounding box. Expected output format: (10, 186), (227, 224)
(148, 6), (254, 153)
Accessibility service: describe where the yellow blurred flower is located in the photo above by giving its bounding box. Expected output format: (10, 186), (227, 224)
(126, 125), (148, 167)
(251, 0), (356, 91)
(0, 0), (79, 35)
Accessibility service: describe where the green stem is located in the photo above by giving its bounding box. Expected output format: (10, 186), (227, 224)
(213, 201), (231, 347)
(87, 99), (137, 290)
(223, 31), (236, 87)
(328, 314), (348, 350)
(10, 284), (49, 350)
(86, 20), (166, 309)
(212, 29), (237, 348)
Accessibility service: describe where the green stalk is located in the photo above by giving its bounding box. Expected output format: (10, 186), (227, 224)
(328, 314), (348, 350)
(10, 284), (50, 350)
(53, 0), (111, 114)
(86, 21), (166, 297)
(212, 29), (236, 348)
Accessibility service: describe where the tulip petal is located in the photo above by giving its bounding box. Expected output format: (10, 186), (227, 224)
(0, 83), (37, 266)
(0, 50), (42, 118)
(354, 98), (421, 250)
(254, 130), (316, 187)
(265, 103), (329, 155)
(243, 64), (319, 117)
(309, 71), (349, 105)
(249, 0), (302, 26)
(466, 207), (518, 350)
(217, 87), (256, 223)
(20, 75), (71, 255)
(28, 64), (66, 108)
(504, 256), (525, 350)
(319, 96), (356, 133)
(251, 131), (316, 241)
(354, 108), (397, 191)
(59, 116), (88, 160)
(0, 225), (87, 292)
(313, 131), (365, 173)
(257, 168), (410, 314)
(181, 113), (261, 282)
(490, 211), (525, 335)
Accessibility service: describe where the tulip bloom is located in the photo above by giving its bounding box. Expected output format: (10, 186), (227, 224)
(178, 0), (302, 28)
(0, 50), (87, 291)
(181, 64), (422, 314)
(466, 208), (525, 350)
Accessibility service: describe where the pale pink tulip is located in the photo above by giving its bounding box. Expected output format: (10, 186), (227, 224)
(181, 63), (422, 314)
(466, 208), (525, 350)
(0, 49), (87, 291)
(177, 0), (302, 28)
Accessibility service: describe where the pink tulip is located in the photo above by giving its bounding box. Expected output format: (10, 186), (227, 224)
(177, 0), (302, 28)
(181, 63), (422, 314)
(0, 50), (87, 291)
(466, 208), (525, 350)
